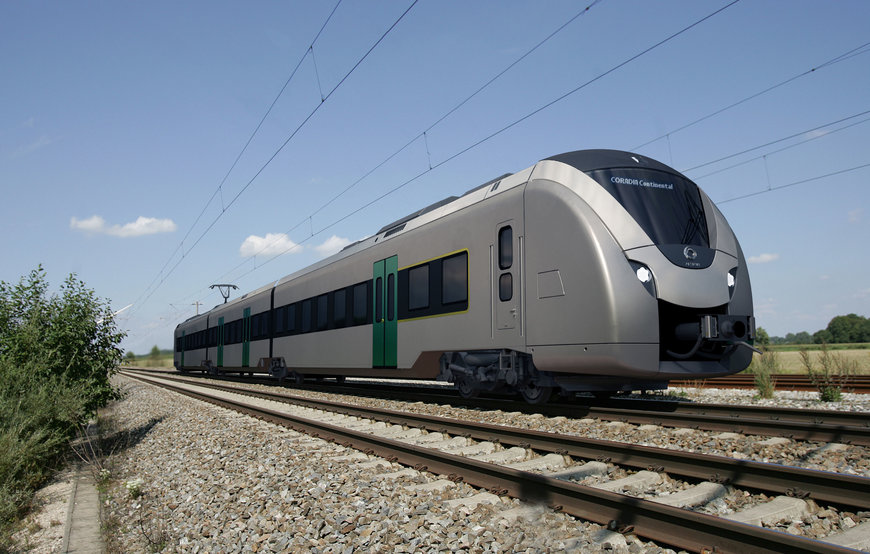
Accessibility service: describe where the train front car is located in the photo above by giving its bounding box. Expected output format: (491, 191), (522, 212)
(524, 149), (755, 396)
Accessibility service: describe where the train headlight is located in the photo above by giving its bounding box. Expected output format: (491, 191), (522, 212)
(629, 261), (657, 298)
(728, 268), (738, 298)
(636, 266), (652, 283)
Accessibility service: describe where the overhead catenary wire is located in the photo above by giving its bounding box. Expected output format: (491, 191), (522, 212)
(682, 108), (870, 173)
(690, 113), (870, 181)
(199, 0), (742, 292)
(210, 0), (606, 280)
(632, 39), (870, 152)
(717, 162), (870, 204)
(132, 0), (343, 315)
(135, 0), (419, 312)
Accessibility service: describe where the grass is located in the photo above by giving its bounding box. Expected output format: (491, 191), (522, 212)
(748, 348), (870, 374)
(121, 353), (175, 369)
(766, 342), (869, 352)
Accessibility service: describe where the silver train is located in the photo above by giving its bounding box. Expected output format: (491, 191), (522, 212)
(174, 149), (756, 403)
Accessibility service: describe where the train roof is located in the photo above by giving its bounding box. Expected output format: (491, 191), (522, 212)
(547, 149), (679, 175)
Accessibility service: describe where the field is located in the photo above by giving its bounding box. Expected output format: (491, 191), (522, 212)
(753, 345), (870, 374)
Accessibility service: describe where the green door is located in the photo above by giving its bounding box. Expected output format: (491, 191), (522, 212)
(242, 307), (251, 367)
(373, 256), (398, 368)
(217, 317), (225, 367)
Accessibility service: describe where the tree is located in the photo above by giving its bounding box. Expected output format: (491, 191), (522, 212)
(755, 327), (770, 347)
(149, 345), (161, 363)
(820, 314), (869, 344)
(0, 266), (125, 414)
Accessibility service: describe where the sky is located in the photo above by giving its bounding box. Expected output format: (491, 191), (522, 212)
(2, 0), (869, 354)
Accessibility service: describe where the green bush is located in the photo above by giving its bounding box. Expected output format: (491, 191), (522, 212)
(0, 267), (124, 544)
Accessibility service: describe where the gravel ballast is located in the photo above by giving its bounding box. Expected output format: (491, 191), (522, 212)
(100, 376), (673, 553)
(22, 374), (870, 552)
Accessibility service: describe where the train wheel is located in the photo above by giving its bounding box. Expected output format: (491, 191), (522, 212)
(455, 378), (478, 399)
(335, 376), (346, 384)
(519, 383), (552, 405)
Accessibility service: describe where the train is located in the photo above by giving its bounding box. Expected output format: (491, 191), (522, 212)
(174, 149), (756, 403)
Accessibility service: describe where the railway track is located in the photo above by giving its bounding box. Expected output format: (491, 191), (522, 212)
(672, 373), (870, 393)
(121, 369), (870, 553)
(127, 368), (870, 446)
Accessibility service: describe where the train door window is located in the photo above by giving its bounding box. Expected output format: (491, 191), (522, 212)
(442, 252), (468, 305)
(387, 273), (395, 321)
(317, 294), (328, 330)
(499, 273), (513, 301)
(375, 277), (384, 323)
(334, 289), (347, 327)
(408, 264), (429, 310)
(498, 226), (513, 270)
(302, 300), (313, 333)
(352, 283), (368, 325)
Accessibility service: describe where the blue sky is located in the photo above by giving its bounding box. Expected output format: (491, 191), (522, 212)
(2, 0), (868, 354)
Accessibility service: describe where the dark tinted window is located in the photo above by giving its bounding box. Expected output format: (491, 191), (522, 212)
(375, 277), (383, 323)
(408, 265), (429, 310)
(302, 300), (313, 333)
(317, 294), (328, 330)
(387, 274), (395, 321)
(442, 252), (468, 305)
(585, 168), (709, 247)
(499, 273), (512, 302)
(498, 226), (512, 270)
(353, 283), (368, 325)
(334, 289), (347, 326)
(286, 304), (296, 332)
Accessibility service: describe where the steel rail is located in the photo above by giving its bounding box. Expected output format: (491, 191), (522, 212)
(124, 368), (870, 444)
(672, 374), (870, 393)
(123, 370), (870, 510)
(131, 368), (870, 433)
(125, 371), (858, 554)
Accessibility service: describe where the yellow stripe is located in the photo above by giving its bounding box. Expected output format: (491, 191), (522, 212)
(399, 306), (469, 323)
(399, 248), (469, 271)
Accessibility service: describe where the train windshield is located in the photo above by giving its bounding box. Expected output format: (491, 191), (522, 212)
(585, 168), (709, 247)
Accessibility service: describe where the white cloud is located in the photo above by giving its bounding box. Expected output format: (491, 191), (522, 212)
(314, 235), (351, 257)
(70, 215), (177, 237)
(12, 135), (58, 158)
(239, 233), (300, 258)
(748, 253), (779, 264)
(848, 208), (862, 223)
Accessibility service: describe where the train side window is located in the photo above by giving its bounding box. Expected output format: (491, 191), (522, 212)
(499, 273), (513, 301)
(498, 226), (512, 270)
(274, 307), (285, 333)
(408, 264), (429, 310)
(442, 252), (468, 305)
(317, 294), (328, 330)
(352, 283), (367, 325)
(334, 289), (347, 327)
(302, 300), (313, 333)
(287, 304), (297, 333)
